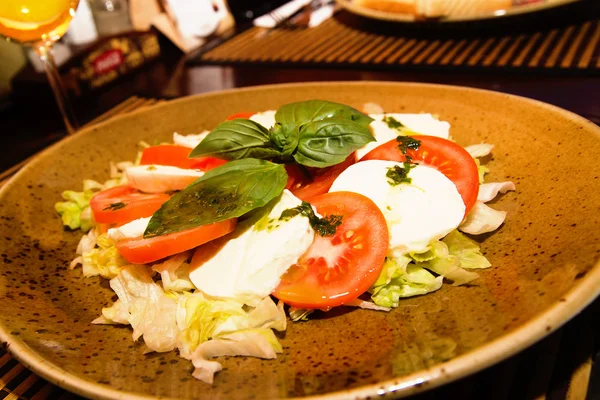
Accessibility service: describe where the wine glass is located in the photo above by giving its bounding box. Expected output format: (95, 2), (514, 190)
(0, 0), (81, 134)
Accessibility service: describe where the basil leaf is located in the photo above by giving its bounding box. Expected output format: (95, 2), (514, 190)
(269, 123), (299, 158)
(293, 118), (376, 167)
(189, 119), (281, 160)
(144, 159), (288, 237)
(275, 100), (373, 130)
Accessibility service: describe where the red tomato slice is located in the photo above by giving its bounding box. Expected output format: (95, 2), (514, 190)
(272, 191), (388, 309)
(116, 219), (237, 264)
(290, 156), (355, 201)
(140, 145), (227, 172)
(226, 112), (255, 121)
(361, 135), (479, 215)
(90, 186), (170, 225)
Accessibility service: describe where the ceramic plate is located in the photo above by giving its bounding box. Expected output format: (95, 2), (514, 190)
(337, 0), (581, 23)
(0, 82), (599, 400)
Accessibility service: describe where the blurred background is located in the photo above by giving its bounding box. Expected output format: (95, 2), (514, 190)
(0, 0), (598, 166)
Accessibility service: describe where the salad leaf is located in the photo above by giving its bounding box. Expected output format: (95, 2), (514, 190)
(477, 181), (516, 203)
(189, 100), (374, 168)
(344, 298), (391, 312)
(417, 256), (479, 286)
(288, 307), (314, 321)
(92, 299), (129, 325)
(145, 159), (288, 237)
(293, 118), (375, 167)
(80, 234), (128, 279)
(465, 143), (494, 158)
(370, 257), (443, 307)
(475, 158), (489, 183)
(190, 328), (282, 384)
(459, 201), (507, 235)
(275, 99), (373, 131)
(176, 292), (246, 358)
(55, 190), (96, 231)
(107, 265), (180, 353)
(189, 119), (282, 160)
(213, 297), (286, 336)
(151, 252), (196, 292)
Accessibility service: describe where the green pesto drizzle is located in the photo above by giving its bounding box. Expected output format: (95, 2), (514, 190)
(103, 202), (126, 211)
(280, 202), (342, 237)
(386, 162), (415, 186)
(383, 116), (404, 129)
(396, 136), (421, 156)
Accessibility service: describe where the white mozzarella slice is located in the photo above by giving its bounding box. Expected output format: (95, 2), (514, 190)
(329, 160), (465, 256)
(107, 217), (150, 242)
(189, 190), (314, 304)
(249, 110), (276, 129)
(355, 113), (451, 160)
(126, 165), (204, 193)
(173, 131), (210, 148)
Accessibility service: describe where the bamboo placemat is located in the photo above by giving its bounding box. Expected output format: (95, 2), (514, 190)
(198, 16), (600, 71)
(0, 96), (597, 399)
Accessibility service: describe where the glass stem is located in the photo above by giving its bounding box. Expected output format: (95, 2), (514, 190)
(34, 44), (79, 135)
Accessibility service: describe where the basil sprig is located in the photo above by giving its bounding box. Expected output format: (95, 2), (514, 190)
(190, 100), (375, 168)
(144, 159), (288, 238)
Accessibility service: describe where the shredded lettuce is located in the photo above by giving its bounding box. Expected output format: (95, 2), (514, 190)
(213, 297), (286, 336)
(459, 201), (507, 235)
(478, 181), (516, 203)
(289, 307), (314, 322)
(77, 234), (129, 279)
(345, 299), (391, 312)
(370, 256), (443, 308)
(442, 230), (491, 270)
(176, 292), (246, 359)
(96, 265), (180, 353)
(54, 159), (135, 232)
(55, 190), (96, 231)
(151, 252), (195, 292)
(190, 328), (282, 384)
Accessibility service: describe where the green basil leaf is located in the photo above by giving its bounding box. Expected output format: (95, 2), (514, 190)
(189, 119), (281, 160)
(144, 159), (288, 238)
(293, 118), (376, 168)
(269, 123), (298, 158)
(275, 100), (373, 130)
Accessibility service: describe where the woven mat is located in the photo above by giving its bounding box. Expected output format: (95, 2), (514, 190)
(0, 97), (598, 399)
(198, 15), (600, 71)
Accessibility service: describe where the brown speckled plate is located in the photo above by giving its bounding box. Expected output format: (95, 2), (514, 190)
(0, 82), (599, 400)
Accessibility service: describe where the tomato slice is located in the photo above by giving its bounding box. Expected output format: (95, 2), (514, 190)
(361, 135), (479, 215)
(90, 186), (170, 225)
(116, 219), (237, 264)
(290, 156), (355, 201)
(140, 145), (227, 172)
(272, 191), (388, 309)
(226, 112), (255, 121)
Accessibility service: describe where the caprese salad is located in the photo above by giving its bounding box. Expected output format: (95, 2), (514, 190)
(55, 100), (515, 384)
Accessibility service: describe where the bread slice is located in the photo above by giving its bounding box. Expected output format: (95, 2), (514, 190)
(353, 0), (514, 18)
(353, 0), (417, 15)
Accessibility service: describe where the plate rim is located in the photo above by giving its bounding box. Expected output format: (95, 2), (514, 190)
(336, 0), (582, 23)
(0, 81), (599, 400)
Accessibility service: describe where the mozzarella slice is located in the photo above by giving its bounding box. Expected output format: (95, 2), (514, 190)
(173, 131), (210, 148)
(107, 217), (150, 242)
(329, 160), (464, 256)
(189, 190), (314, 304)
(126, 165), (204, 193)
(355, 113), (451, 160)
(249, 110), (276, 129)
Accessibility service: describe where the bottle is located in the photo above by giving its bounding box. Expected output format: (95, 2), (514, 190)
(65, 0), (99, 45)
(90, 0), (133, 37)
